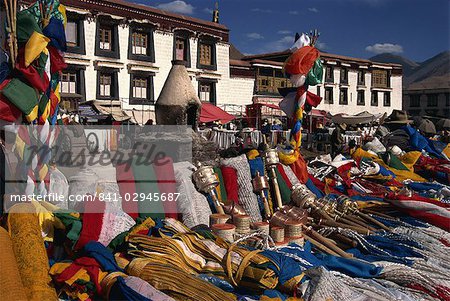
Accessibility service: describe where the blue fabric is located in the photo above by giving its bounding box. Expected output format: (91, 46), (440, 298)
(407, 181), (443, 192)
(262, 289), (289, 300)
(350, 195), (385, 202)
(402, 125), (442, 158)
(82, 241), (122, 272)
(314, 253), (382, 278)
(261, 247), (305, 287)
(306, 178), (324, 198)
(378, 164), (396, 178)
(197, 274), (235, 292)
(43, 17), (67, 51)
(109, 276), (151, 301)
(347, 248), (414, 265)
(0, 61), (9, 84)
(248, 157), (267, 217)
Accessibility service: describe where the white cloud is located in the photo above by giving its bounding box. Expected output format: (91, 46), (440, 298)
(264, 36), (294, 52)
(203, 7), (213, 14)
(289, 10), (299, 15)
(246, 33), (264, 40)
(308, 7), (319, 13)
(156, 1), (194, 15)
(365, 43), (403, 54)
(251, 8), (273, 13)
(277, 30), (293, 35)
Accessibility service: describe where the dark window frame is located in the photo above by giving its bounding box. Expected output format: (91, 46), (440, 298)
(410, 94), (421, 107)
(173, 30), (192, 68)
(95, 17), (120, 59)
(66, 12), (86, 55)
(96, 68), (119, 100)
(128, 23), (155, 63)
(339, 88), (348, 105)
(371, 91), (378, 106)
(129, 71), (155, 105)
(325, 65), (334, 83)
(426, 93), (438, 107)
(197, 36), (217, 71)
(316, 86), (321, 97)
(446, 93), (450, 106)
(59, 65), (86, 111)
(357, 90), (365, 106)
(198, 79), (217, 105)
(340, 67), (348, 84)
(324, 87), (333, 104)
(357, 70), (365, 86)
(383, 91), (391, 107)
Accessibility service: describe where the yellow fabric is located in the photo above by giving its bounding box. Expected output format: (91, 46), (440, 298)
(7, 203), (58, 301)
(14, 135), (26, 160)
(399, 151), (422, 171)
(25, 31), (50, 67)
(30, 200), (65, 242)
(279, 149), (299, 165)
(40, 101), (52, 123)
(0, 227), (28, 301)
(58, 4), (67, 27)
(443, 144), (450, 158)
(38, 164), (49, 181)
(129, 217), (156, 236)
(26, 105), (39, 122)
(247, 149), (260, 160)
(54, 83), (61, 101)
(352, 148), (426, 182)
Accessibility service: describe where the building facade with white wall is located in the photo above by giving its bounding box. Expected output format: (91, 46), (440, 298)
(17, 0), (234, 123)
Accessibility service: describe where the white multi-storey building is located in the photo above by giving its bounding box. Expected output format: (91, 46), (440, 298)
(3, 0), (403, 124)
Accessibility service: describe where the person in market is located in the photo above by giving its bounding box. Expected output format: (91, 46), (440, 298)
(330, 123), (346, 158)
(382, 110), (413, 152)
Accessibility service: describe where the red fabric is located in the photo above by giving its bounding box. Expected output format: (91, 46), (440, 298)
(308, 174), (341, 195)
(306, 91), (322, 107)
(49, 90), (59, 117)
(276, 164), (293, 188)
(200, 102), (235, 123)
(0, 93), (22, 122)
(289, 154), (309, 183)
(116, 163), (139, 219)
(386, 192), (450, 231)
(284, 46), (320, 75)
(74, 198), (105, 250)
(15, 48), (49, 92)
(55, 257), (103, 296)
(48, 46), (67, 73)
(153, 157), (178, 219)
(220, 166), (239, 204)
(407, 283), (450, 301)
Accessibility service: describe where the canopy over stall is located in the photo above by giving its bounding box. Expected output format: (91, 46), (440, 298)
(330, 111), (383, 125)
(200, 102), (236, 124)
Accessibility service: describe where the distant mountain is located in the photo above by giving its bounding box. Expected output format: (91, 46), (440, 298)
(403, 51), (450, 87)
(369, 51), (450, 88)
(369, 53), (419, 77)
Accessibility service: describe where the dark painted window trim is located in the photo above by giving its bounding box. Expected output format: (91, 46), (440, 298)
(128, 23), (155, 63)
(96, 68), (119, 100)
(356, 90), (365, 106)
(325, 65), (334, 83)
(340, 67), (348, 85)
(325, 87), (333, 104)
(64, 65), (86, 102)
(95, 17), (120, 59)
(173, 30), (192, 68)
(66, 12), (86, 55)
(357, 70), (365, 86)
(129, 71), (155, 105)
(197, 36), (217, 71)
(198, 78), (217, 105)
(371, 91), (378, 106)
(339, 88), (348, 105)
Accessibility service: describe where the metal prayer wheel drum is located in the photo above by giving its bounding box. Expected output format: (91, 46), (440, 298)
(336, 195), (358, 214)
(263, 148), (280, 167)
(252, 171), (269, 192)
(192, 162), (218, 193)
(291, 184), (317, 209)
(286, 207), (309, 224)
(222, 202), (247, 216)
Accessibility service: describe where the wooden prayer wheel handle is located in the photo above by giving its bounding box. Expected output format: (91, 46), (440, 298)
(302, 233), (340, 257)
(303, 226), (353, 258)
(356, 212), (390, 231)
(259, 193), (272, 220)
(269, 167), (283, 210)
(210, 190), (225, 214)
(320, 219), (372, 235)
(340, 215), (376, 231)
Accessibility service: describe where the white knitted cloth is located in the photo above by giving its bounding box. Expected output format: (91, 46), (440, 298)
(173, 161), (212, 228)
(98, 201), (136, 247)
(220, 154), (262, 222)
(282, 164), (301, 186)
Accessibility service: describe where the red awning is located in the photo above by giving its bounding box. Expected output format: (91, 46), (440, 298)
(200, 102), (236, 123)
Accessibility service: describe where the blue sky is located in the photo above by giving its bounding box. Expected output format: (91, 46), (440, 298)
(131, 0), (450, 62)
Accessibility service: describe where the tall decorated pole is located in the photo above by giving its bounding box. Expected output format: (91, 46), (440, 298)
(278, 30), (323, 183)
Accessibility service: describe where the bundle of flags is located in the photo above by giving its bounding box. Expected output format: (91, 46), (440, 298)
(278, 31), (323, 183)
(0, 0), (67, 196)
